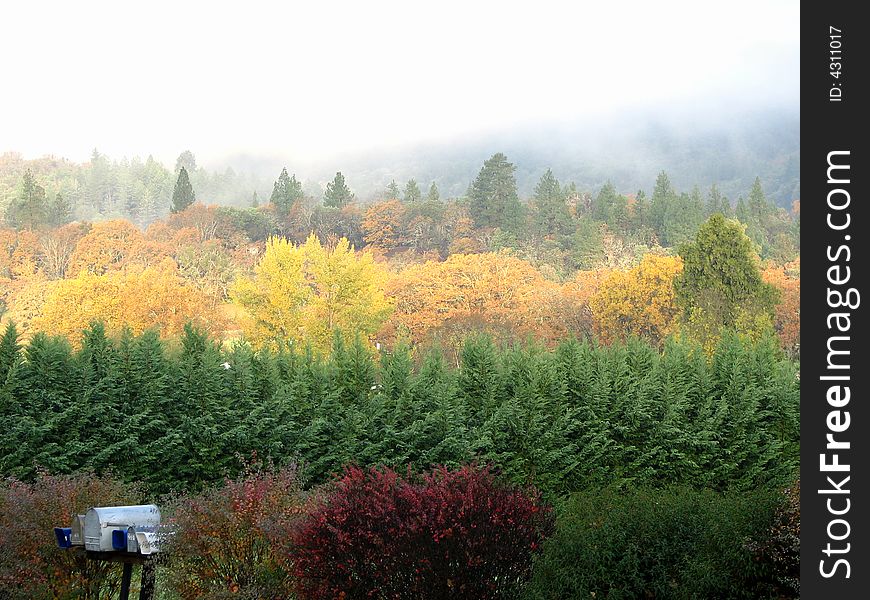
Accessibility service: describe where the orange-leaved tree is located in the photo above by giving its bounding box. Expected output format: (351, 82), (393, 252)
(762, 258), (800, 357)
(32, 259), (223, 343)
(385, 251), (568, 348)
(362, 199), (407, 252)
(68, 220), (144, 274)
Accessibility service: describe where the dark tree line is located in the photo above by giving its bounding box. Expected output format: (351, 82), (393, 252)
(0, 322), (799, 496)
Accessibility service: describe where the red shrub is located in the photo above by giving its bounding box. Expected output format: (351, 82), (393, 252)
(163, 464), (306, 599)
(292, 464), (554, 600)
(0, 471), (140, 599)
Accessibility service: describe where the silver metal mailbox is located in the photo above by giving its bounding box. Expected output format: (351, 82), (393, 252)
(83, 504), (161, 552)
(70, 514), (86, 546)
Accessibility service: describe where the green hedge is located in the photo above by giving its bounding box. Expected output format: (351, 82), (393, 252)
(524, 486), (788, 600)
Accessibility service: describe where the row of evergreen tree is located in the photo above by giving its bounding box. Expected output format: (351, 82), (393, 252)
(0, 322), (799, 496)
(3, 151), (797, 263)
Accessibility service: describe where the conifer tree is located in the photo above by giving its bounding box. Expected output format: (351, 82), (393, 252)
(324, 172), (354, 208)
(404, 179), (422, 203)
(468, 153), (522, 231)
(632, 189), (650, 231)
(48, 192), (73, 227)
(270, 167), (303, 214)
(6, 169), (48, 230)
(171, 166), (196, 213)
(427, 182), (440, 203)
(675, 214), (778, 350)
(748, 176), (769, 221)
(533, 169), (571, 236)
(706, 183), (730, 217)
(0, 322), (21, 382)
(384, 180), (401, 200)
(649, 171), (677, 243)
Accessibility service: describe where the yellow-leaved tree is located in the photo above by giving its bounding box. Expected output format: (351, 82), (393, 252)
(32, 259), (224, 343)
(589, 254), (683, 346)
(230, 234), (392, 353)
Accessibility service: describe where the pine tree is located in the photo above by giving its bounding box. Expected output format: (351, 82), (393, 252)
(706, 184), (730, 217)
(632, 189), (649, 231)
(748, 176), (769, 221)
(427, 182), (440, 203)
(270, 167), (303, 214)
(404, 179), (422, 203)
(590, 181), (628, 231)
(468, 153), (522, 231)
(735, 197), (749, 223)
(171, 167), (196, 213)
(324, 172), (354, 208)
(175, 150), (197, 174)
(48, 192), (73, 227)
(6, 169), (48, 230)
(252, 190), (260, 208)
(533, 169), (571, 236)
(384, 180), (401, 200)
(649, 171), (676, 243)
(0, 322), (21, 384)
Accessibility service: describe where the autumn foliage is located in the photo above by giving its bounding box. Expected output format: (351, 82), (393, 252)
(589, 254), (683, 345)
(0, 471), (140, 600)
(385, 251), (566, 347)
(32, 260), (224, 343)
(164, 464), (307, 600)
(231, 234), (392, 353)
(762, 259), (800, 357)
(292, 465), (554, 600)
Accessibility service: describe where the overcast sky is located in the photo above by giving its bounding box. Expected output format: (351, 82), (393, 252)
(1, 0), (799, 168)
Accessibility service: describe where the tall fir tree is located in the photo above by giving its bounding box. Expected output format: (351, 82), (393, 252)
(468, 153), (522, 231)
(270, 167), (303, 214)
(7, 169), (48, 230)
(175, 150), (197, 174)
(404, 179), (422, 203)
(747, 176), (769, 221)
(48, 192), (73, 227)
(384, 180), (401, 200)
(427, 182), (440, 203)
(706, 183), (730, 217)
(533, 169), (571, 236)
(675, 214), (778, 350)
(171, 166), (196, 214)
(649, 171), (677, 244)
(324, 172), (354, 208)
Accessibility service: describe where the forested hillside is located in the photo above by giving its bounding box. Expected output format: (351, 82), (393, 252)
(0, 149), (800, 599)
(1, 151), (799, 357)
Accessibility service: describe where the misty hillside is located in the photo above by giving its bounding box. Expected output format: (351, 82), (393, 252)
(289, 109), (799, 207)
(1, 109), (799, 220)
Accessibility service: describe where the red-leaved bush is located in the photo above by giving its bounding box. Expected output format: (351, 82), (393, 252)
(292, 464), (554, 599)
(0, 470), (140, 600)
(163, 463), (306, 599)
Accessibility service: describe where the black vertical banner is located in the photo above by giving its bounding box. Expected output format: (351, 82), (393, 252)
(801, 4), (867, 598)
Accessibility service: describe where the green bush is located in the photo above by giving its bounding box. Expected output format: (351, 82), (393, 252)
(523, 486), (783, 600)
